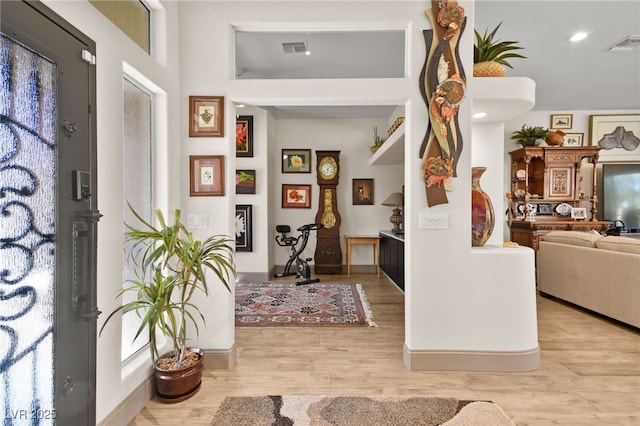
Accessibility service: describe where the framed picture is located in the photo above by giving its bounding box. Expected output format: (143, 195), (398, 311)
(235, 169), (256, 194)
(571, 207), (587, 220)
(189, 96), (224, 137)
(282, 149), (312, 173)
(235, 204), (253, 252)
(282, 184), (311, 208)
(189, 155), (225, 196)
(352, 178), (374, 205)
(547, 166), (574, 199)
(537, 203), (552, 215)
(550, 114), (573, 129)
(589, 114), (640, 162)
(236, 115), (254, 157)
(563, 132), (583, 147)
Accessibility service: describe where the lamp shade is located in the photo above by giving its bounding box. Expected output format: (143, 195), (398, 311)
(382, 192), (404, 207)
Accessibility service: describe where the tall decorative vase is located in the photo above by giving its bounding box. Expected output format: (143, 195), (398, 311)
(471, 167), (495, 247)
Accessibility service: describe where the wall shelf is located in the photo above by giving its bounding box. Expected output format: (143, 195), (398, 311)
(369, 122), (404, 166)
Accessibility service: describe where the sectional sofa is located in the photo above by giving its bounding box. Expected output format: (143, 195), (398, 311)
(537, 230), (640, 328)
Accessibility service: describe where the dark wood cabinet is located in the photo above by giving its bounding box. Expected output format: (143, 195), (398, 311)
(379, 231), (404, 291)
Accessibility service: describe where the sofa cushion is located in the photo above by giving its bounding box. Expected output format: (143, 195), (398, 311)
(595, 236), (640, 255)
(541, 230), (602, 247)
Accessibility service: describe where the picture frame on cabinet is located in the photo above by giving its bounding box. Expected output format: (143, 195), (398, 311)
(189, 96), (224, 137)
(282, 184), (311, 208)
(281, 149), (312, 173)
(189, 155), (224, 196)
(352, 178), (374, 205)
(589, 114), (640, 162)
(563, 132), (583, 147)
(236, 115), (254, 157)
(235, 204), (253, 252)
(571, 207), (587, 220)
(550, 113), (573, 129)
(537, 203), (552, 215)
(235, 169), (256, 194)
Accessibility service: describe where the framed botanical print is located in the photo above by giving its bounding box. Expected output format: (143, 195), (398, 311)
(282, 184), (311, 208)
(189, 96), (224, 137)
(281, 149), (311, 173)
(563, 132), (583, 147)
(235, 204), (253, 252)
(189, 155), (225, 196)
(236, 115), (254, 157)
(235, 169), (256, 194)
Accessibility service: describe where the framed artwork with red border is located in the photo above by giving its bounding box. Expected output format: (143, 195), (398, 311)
(282, 184), (311, 208)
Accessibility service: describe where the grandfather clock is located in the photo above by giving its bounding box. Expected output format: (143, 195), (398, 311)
(314, 150), (342, 274)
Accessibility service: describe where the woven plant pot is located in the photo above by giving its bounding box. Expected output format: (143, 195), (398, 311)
(473, 61), (506, 77)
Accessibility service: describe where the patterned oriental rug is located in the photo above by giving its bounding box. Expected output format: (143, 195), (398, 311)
(211, 396), (516, 425)
(235, 282), (376, 327)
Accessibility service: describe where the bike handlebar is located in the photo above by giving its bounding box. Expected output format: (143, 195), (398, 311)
(297, 223), (324, 232)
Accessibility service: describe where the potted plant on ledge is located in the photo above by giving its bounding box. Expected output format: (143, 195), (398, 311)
(511, 124), (549, 147)
(370, 126), (387, 154)
(100, 203), (236, 403)
(474, 22), (526, 77)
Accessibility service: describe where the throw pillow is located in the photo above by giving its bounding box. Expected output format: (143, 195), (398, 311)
(595, 236), (640, 255)
(541, 230), (602, 247)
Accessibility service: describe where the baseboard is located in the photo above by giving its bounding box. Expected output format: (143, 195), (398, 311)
(98, 345), (237, 425)
(203, 343), (238, 369)
(237, 272), (270, 282)
(403, 344), (540, 372)
(97, 376), (154, 426)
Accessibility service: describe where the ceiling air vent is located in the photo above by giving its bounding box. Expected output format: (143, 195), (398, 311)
(282, 42), (307, 55)
(608, 35), (640, 52)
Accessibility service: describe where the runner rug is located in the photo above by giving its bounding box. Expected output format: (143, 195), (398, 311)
(235, 282), (376, 327)
(211, 396), (516, 425)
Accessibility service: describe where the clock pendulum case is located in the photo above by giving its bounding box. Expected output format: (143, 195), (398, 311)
(314, 150), (342, 274)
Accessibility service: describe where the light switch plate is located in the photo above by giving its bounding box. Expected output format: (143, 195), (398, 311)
(419, 213), (448, 229)
(187, 214), (208, 229)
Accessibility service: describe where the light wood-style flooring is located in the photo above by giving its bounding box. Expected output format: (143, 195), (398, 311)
(130, 273), (640, 425)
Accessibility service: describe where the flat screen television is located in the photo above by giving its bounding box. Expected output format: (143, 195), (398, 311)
(601, 163), (640, 233)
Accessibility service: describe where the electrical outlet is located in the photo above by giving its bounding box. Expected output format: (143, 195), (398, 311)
(419, 213), (448, 229)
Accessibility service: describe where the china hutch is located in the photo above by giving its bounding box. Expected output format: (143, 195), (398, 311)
(508, 146), (611, 254)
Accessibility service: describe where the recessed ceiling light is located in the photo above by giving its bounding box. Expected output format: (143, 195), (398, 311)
(473, 112), (487, 119)
(569, 32), (588, 42)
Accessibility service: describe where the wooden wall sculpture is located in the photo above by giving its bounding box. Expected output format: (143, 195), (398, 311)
(419, 1), (467, 207)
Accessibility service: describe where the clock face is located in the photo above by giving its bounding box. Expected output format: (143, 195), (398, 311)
(319, 157), (338, 180)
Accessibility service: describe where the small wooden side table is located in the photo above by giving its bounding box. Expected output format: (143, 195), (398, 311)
(345, 235), (380, 277)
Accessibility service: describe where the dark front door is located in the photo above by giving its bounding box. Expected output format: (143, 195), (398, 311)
(1, 1), (99, 424)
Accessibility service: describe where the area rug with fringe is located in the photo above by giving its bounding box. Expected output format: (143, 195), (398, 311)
(235, 282), (376, 327)
(211, 395), (516, 425)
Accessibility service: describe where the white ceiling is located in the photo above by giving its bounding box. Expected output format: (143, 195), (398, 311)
(234, 1), (640, 119)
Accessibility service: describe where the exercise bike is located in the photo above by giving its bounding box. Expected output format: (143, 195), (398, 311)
(274, 223), (324, 285)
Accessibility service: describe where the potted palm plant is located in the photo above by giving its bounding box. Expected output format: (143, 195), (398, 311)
(511, 124), (549, 147)
(474, 22), (526, 77)
(100, 203), (235, 402)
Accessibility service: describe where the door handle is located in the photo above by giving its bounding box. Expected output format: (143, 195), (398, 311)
(72, 209), (102, 321)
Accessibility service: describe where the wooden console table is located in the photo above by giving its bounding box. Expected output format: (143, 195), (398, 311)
(345, 235), (380, 277)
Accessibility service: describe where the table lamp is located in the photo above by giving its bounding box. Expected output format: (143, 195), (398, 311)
(382, 192), (404, 233)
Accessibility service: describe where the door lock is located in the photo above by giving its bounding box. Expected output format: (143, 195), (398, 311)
(72, 170), (91, 200)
